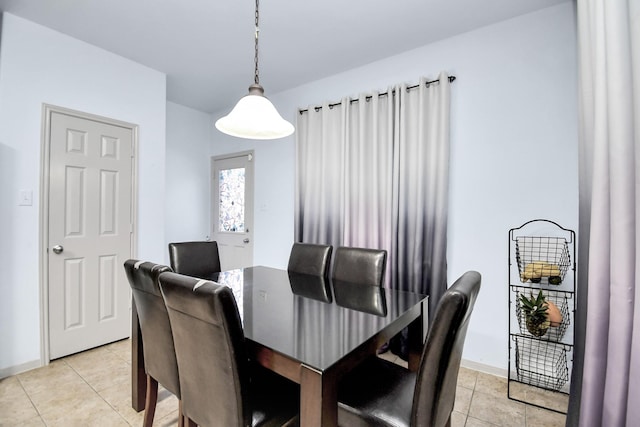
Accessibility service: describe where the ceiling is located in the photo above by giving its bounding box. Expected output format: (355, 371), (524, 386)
(0, 0), (569, 113)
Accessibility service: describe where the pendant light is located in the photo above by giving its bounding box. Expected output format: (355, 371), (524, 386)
(215, 0), (294, 140)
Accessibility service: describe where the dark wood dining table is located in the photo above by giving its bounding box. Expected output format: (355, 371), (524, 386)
(131, 266), (428, 427)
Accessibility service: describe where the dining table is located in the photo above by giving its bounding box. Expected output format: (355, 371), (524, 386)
(131, 265), (428, 427)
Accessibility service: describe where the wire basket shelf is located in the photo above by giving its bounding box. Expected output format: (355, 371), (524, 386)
(512, 286), (571, 342)
(514, 335), (569, 392)
(515, 236), (571, 285)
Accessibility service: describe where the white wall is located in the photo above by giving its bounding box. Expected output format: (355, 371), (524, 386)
(210, 3), (578, 371)
(0, 13), (167, 374)
(165, 101), (212, 254)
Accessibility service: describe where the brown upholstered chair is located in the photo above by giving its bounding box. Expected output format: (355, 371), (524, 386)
(337, 271), (481, 427)
(287, 242), (333, 277)
(123, 260), (183, 427)
(331, 246), (387, 287)
(168, 241), (221, 280)
(158, 272), (299, 427)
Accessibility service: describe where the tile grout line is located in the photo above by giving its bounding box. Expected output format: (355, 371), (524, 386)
(60, 357), (133, 426)
(15, 373), (46, 425)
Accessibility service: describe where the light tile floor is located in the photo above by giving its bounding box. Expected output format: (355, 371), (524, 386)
(1, 339), (567, 426)
(377, 351), (567, 427)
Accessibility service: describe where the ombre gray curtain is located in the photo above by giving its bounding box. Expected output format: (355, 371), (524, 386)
(568, 1), (639, 425)
(294, 72), (451, 320)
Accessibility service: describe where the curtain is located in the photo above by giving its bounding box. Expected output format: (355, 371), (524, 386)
(294, 72), (451, 322)
(569, 1), (639, 425)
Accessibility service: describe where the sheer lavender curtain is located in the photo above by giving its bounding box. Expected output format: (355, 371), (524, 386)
(568, 1), (639, 425)
(294, 73), (451, 320)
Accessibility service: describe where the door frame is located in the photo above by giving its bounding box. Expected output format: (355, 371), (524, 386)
(38, 104), (139, 365)
(210, 150), (255, 268)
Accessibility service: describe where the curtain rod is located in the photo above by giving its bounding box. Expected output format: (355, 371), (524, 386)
(298, 75), (456, 114)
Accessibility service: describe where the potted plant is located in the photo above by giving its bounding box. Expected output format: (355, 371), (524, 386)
(519, 290), (551, 337)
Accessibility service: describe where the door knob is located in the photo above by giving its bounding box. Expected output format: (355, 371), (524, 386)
(243, 238), (250, 244)
(52, 245), (64, 254)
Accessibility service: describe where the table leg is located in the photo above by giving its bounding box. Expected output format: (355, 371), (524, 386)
(407, 299), (427, 372)
(131, 299), (146, 411)
(300, 364), (338, 427)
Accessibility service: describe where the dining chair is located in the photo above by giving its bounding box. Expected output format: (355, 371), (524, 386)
(168, 240), (221, 280)
(158, 272), (300, 427)
(123, 259), (184, 427)
(337, 270), (481, 427)
(287, 242), (333, 276)
(332, 246), (387, 287)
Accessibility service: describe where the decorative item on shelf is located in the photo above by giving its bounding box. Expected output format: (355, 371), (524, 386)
(520, 290), (550, 337)
(215, 0), (294, 140)
(520, 261), (562, 284)
(546, 299), (562, 327)
(514, 287), (568, 340)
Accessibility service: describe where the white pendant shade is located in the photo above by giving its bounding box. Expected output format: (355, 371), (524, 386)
(215, 85), (294, 140)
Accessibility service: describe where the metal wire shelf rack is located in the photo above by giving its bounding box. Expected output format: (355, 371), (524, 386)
(508, 219), (576, 414)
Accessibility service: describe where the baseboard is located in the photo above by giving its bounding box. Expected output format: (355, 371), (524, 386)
(460, 358), (507, 378)
(0, 359), (43, 380)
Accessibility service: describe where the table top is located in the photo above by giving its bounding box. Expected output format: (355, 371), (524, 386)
(210, 266), (428, 372)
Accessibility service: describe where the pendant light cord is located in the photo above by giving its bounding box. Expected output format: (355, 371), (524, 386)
(254, 0), (260, 85)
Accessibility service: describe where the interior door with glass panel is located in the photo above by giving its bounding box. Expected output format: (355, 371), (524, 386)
(211, 152), (254, 270)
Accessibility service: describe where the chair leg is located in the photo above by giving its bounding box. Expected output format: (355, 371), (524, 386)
(186, 417), (197, 427)
(178, 399), (185, 427)
(143, 375), (158, 427)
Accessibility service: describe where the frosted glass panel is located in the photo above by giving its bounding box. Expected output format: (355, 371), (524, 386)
(219, 167), (245, 232)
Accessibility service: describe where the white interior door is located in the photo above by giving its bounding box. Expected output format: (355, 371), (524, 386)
(211, 152), (254, 270)
(47, 109), (134, 360)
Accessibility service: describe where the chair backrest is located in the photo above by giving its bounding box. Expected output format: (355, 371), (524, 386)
(123, 259), (180, 397)
(168, 241), (221, 279)
(158, 272), (250, 427)
(332, 246), (387, 287)
(412, 271), (481, 427)
(287, 242), (333, 276)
